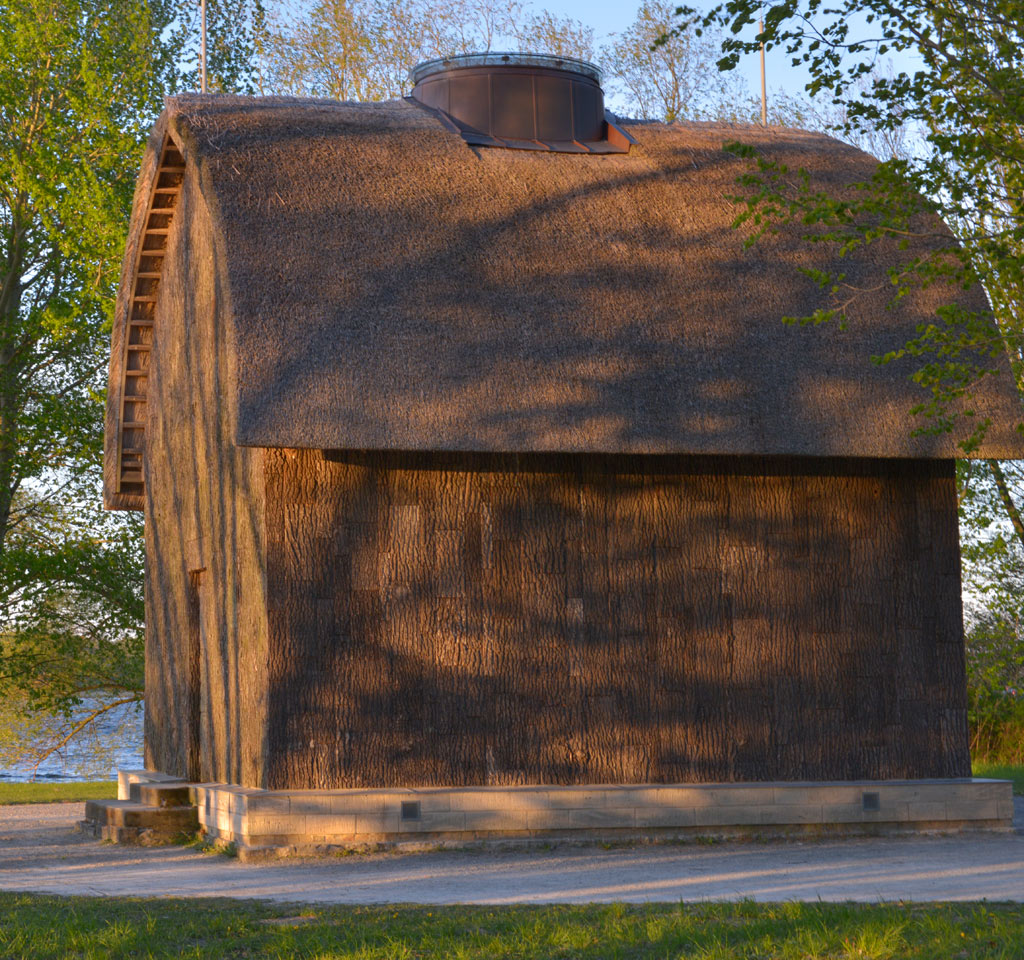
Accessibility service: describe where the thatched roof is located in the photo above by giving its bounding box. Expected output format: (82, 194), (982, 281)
(117, 94), (1024, 459)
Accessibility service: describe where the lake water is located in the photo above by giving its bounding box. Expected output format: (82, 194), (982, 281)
(0, 699), (144, 783)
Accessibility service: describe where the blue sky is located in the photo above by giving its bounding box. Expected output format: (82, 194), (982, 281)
(543, 0), (654, 40)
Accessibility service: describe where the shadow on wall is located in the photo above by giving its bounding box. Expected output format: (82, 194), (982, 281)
(261, 448), (968, 791)
(144, 167), (269, 788)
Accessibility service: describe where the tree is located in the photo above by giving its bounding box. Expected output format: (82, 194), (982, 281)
(513, 8), (594, 60)
(257, 0), (383, 101)
(1, 489), (144, 774)
(168, 0), (267, 95)
(256, 0), (594, 101)
(0, 0), (163, 549)
(0, 0), (173, 772)
(600, 1), (749, 122)
(765, 64), (914, 162)
(959, 458), (1024, 763)
(0, 0), (265, 774)
(672, 0), (1024, 446)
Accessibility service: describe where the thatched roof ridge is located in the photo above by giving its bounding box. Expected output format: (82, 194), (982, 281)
(149, 94), (1024, 458)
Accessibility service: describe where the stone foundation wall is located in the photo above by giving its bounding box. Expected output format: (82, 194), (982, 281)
(188, 778), (1012, 858)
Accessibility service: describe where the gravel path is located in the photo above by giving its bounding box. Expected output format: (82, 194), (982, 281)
(1, 801), (1023, 904)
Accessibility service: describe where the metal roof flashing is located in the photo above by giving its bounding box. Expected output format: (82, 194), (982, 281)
(408, 52), (635, 154)
(410, 52), (603, 85)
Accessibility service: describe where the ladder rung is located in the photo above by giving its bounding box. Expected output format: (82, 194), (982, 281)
(132, 295), (159, 303)
(121, 420), (146, 428)
(126, 344), (150, 351)
(144, 228), (170, 235)
(121, 447), (144, 455)
(120, 470), (144, 483)
(136, 271), (161, 279)
(159, 165), (185, 173)
(152, 187), (180, 194)
(139, 248), (166, 256)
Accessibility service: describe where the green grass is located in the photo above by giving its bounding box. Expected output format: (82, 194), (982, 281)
(0, 769), (1018, 805)
(0, 895), (1022, 959)
(0, 781), (117, 805)
(0, 767), (1016, 806)
(972, 762), (1024, 795)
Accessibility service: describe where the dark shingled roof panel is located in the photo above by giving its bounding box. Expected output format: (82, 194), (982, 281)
(156, 94), (1023, 458)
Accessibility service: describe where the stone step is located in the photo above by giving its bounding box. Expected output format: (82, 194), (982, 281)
(137, 781), (194, 808)
(82, 798), (198, 844)
(85, 799), (198, 830)
(118, 768), (179, 800)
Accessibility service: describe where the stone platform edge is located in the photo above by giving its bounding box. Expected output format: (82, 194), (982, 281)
(122, 774), (1014, 858)
(118, 769), (180, 800)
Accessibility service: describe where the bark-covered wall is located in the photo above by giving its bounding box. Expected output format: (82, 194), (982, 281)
(143, 158), (268, 785)
(262, 450), (968, 789)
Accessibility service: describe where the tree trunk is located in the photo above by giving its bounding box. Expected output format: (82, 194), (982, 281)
(0, 217), (24, 559)
(987, 459), (1024, 548)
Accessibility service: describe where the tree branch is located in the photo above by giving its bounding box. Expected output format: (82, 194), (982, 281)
(987, 459), (1024, 548)
(27, 695), (142, 779)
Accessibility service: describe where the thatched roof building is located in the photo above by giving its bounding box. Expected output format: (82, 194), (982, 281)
(106, 93), (1022, 510)
(103, 63), (1022, 811)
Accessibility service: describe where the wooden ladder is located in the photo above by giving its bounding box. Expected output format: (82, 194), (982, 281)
(115, 135), (185, 497)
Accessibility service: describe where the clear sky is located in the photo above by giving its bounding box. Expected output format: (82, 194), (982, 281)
(545, 0), (646, 40)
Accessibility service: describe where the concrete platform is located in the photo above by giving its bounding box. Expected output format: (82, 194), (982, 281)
(122, 773), (1014, 860)
(2, 800), (1024, 903)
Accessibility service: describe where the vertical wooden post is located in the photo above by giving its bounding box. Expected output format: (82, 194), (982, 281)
(760, 14), (767, 126)
(200, 0), (208, 94)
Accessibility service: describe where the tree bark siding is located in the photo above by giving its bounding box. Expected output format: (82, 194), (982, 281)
(143, 169), (268, 786)
(262, 451), (968, 789)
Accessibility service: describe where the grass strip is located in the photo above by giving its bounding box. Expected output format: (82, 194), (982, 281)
(0, 768), (1017, 804)
(0, 894), (1022, 960)
(0, 781), (117, 805)
(972, 762), (1024, 795)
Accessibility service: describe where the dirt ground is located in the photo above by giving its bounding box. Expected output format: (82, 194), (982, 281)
(1, 801), (1022, 904)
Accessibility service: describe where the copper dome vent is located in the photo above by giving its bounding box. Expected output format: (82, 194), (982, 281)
(409, 52), (634, 154)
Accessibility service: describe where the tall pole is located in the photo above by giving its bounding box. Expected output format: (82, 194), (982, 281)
(200, 0), (208, 93)
(759, 13), (767, 125)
